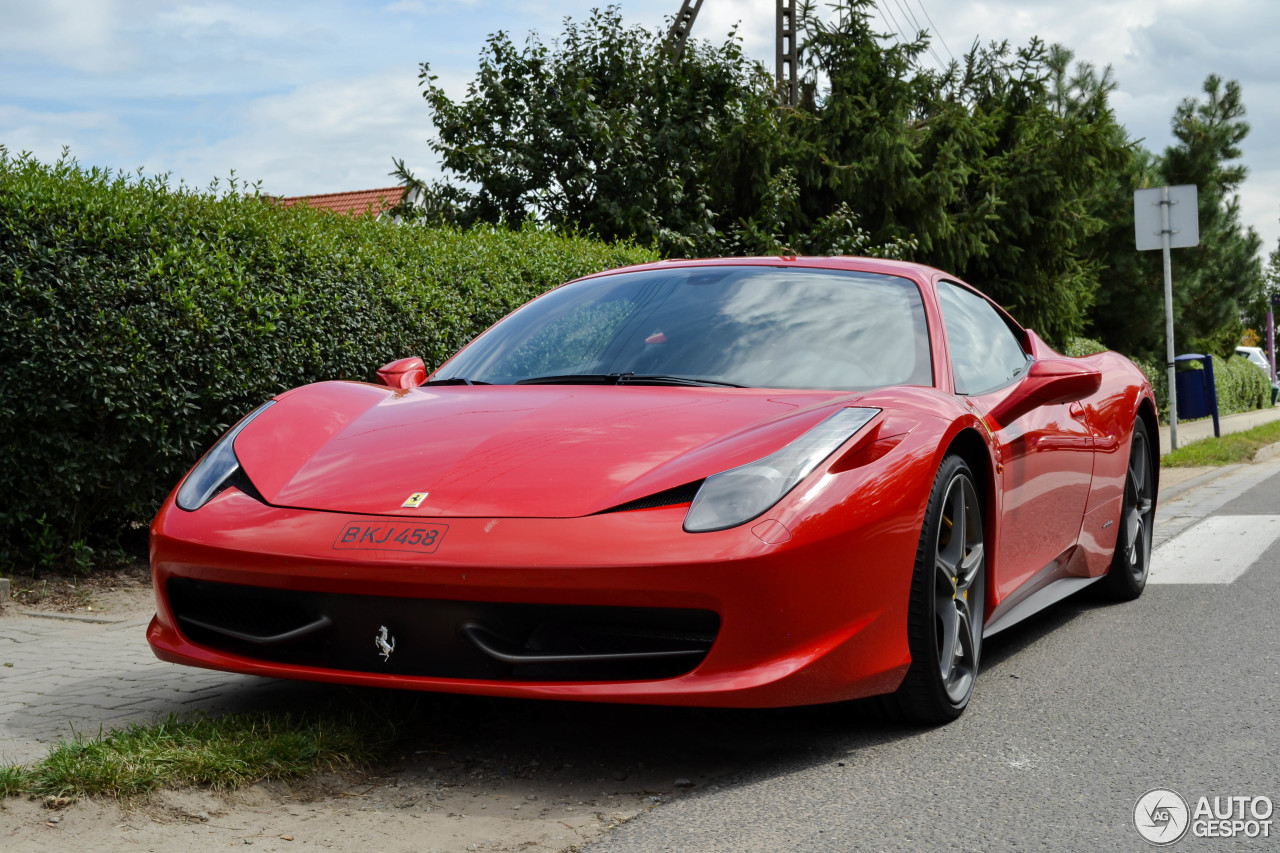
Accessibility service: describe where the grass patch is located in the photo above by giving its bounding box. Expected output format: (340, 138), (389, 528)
(0, 710), (389, 800)
(1162, 419), (1280, 467)
(0, 764), (28, 797)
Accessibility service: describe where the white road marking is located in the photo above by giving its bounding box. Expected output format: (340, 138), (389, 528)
(1148, 515), (1280, 584)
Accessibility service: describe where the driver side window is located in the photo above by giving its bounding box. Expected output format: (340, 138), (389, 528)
(938, 281), (1030, 395)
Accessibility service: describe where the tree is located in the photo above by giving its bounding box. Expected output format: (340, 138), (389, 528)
(1162, 76), (1263, 355)
(1088, 75), (1263, 359)
(781, 9), (1129, 343)
(921, 41), (1129, 344)
(410, 2), (1246, 349)
(417, 7), (782, 256)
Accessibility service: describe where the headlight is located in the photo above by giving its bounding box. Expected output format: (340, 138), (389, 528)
(176, 402), (274, 511)
(683, 407), (879, 532)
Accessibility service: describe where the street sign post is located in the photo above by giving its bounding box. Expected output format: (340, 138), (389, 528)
(1135, 184), (1199, 450)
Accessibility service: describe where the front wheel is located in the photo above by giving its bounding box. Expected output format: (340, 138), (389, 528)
(1100, 418), (1155, 601)
(889, 455), (986, 724)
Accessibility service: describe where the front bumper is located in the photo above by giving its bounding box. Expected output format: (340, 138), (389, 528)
(149, 480), (924, 708)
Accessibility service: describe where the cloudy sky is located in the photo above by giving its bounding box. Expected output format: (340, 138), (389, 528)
(3, 0), (1277, 256)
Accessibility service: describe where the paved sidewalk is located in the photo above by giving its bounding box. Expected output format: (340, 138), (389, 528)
(1160, 404), (1280, 451)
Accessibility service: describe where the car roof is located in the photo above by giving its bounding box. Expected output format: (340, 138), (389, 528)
(578, 255), (947, 283)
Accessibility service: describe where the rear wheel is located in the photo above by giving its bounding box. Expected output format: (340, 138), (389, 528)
(889, 455), (985, 724)
(1100, 418), (1155, 601)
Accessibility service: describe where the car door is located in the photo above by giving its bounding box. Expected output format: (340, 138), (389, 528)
(936, 280), (1094, 605)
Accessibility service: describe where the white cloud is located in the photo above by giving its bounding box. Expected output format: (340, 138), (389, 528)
(1240, 171), (1280, 255)
(0, 104), (136, 169)
(155, 2), (290, 36)
(385, 0), (433, 13)
(0, 0), (133, 72)
(161, 66), (438, 196)
(693, 0), (777, 57)
(384, 0), (476, 13)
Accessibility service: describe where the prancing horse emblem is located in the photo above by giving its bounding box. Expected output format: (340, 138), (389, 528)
(374, 625), (396, 662)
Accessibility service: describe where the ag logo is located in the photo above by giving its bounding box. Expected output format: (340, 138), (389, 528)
(401, 492), (428, 508)
(1135, 788), (1190, 845)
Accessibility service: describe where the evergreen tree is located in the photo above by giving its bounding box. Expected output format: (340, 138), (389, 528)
(782, 8), (1128, 343)
(1089, 76), (1263, 359)
(1161, 76), (1263, 355)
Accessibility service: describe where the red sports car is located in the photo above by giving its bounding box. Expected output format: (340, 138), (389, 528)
(148, 257), (1157, 722)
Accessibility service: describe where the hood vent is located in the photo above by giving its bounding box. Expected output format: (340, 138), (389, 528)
(600, 481), (703, 514)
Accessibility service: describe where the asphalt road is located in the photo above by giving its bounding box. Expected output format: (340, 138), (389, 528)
(579, 462), (1280, 853)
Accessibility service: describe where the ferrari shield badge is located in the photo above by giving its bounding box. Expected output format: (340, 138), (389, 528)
(402, 492), (428, 508)
(375, 626), (396, 663)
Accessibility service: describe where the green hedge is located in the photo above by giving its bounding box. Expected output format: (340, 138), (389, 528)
(1065, 338), (1269, 423)
(1063, 336), (1107, 358)
(0, 150), (656, 572)
(1202, 354), (1269, 415)
(1130, 355), (1268, 424)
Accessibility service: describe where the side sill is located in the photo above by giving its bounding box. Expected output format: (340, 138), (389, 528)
(982, 575), (1103, 639)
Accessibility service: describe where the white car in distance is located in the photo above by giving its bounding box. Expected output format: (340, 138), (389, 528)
(1236, 345), (1273, 376)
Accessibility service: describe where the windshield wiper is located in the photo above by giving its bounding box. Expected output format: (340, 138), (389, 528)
(423, 377), (491, 386)
(514, 372), (745, 388)
(616, 374), (746, 388)
(514, 374), (625, 385)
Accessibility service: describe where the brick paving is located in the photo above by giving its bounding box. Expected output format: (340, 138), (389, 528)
(0, 610), (336, 766)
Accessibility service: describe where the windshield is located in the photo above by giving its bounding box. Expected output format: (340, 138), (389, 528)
(434, 265), (933, 391)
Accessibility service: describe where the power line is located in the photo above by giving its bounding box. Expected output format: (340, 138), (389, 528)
(871, 0), (909, 45)
(912, 0), (956, 64)
(873, 0), (945, 71)
(893, 0), (926, 36)
(890, 0), (948, 69)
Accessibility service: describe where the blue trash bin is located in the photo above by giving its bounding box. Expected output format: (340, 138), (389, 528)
(1173, 353), (1220, 436)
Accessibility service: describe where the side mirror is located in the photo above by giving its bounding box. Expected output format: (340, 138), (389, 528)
(986, 358), (1101, 429)
(376, 356), (427, 389)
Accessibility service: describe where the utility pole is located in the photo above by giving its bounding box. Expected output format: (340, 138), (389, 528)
(667, 1), (803, 103)
(665, 0), (704, 62)
(776, 0), (799, 106)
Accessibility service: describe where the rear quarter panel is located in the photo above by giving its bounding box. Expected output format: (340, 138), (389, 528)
(1073, 350), (1156, 578)
(1078, 350), (1155, 516)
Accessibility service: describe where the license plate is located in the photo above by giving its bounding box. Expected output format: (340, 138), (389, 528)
(333, 520), (448, 554)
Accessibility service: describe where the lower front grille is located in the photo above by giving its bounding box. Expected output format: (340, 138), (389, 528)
(167, 578), (719, 682)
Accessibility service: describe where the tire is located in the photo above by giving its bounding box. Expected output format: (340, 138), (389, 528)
(1100, 418), (1155, 601)
(888, 454), (986, 724)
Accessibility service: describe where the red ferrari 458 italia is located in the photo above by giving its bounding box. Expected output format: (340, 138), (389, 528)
(148, 257), (1157, 722)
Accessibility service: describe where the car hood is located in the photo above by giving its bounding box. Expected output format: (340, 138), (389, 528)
(232, 381), (864, 518)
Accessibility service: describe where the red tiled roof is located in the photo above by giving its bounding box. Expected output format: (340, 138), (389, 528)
(277, 186), (408, 217)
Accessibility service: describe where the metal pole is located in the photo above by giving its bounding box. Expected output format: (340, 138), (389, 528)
(1269, 305), (1276, 382)
(1162, 186), (1178, 450)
